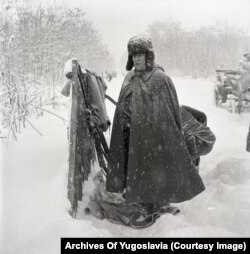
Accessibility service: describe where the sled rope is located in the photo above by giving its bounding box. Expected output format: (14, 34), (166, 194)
(105, 94), (131, 118)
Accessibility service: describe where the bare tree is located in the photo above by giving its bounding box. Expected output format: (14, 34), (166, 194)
(0, 1), (114, 141)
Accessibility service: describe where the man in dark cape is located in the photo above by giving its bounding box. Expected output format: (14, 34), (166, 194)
(106, 35), (205, 206)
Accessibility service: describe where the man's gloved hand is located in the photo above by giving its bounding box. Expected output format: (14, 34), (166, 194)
(82, 105), (111, 132)
(82, 105), (100, 131)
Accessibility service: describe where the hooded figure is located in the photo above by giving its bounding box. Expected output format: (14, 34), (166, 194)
(106, 35), (205, 206)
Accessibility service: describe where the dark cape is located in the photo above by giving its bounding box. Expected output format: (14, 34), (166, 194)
(106, 66), (205, 204)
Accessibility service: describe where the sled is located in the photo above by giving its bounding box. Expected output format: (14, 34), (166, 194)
(62, 59), (109, 217)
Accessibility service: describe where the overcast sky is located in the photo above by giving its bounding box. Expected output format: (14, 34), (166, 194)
(49, 0), (250, 61)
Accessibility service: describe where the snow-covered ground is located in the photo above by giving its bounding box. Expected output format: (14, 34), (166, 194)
(1, 75), (250, 254)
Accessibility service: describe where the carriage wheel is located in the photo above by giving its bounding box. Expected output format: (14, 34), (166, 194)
(237, 94), (243, 114)
(213, 88), (221, 106)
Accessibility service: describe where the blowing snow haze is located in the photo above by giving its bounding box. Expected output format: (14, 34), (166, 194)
(61, 0), (250, 60)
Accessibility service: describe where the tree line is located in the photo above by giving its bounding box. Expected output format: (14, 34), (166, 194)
(147, 20), (250, 78)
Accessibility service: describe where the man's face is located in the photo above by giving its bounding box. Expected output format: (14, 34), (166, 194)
(132, 53), (146, 71)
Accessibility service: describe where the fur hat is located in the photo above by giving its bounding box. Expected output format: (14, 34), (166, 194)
(126, 34), (155, 71)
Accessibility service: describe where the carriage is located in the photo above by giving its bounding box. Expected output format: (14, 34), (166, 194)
(213, 69), (250, 113)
